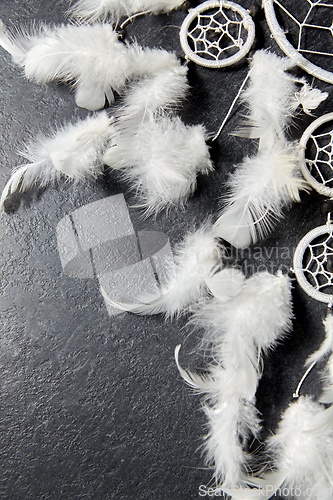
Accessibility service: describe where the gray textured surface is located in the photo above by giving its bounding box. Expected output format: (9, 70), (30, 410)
(0, 1), (332, 499)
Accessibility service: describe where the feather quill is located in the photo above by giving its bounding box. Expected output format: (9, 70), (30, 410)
(0, 21), (185, 110)
(0, 111), (113, 209)
(176, 271), (293, 488)
(67, 0), (184, 24)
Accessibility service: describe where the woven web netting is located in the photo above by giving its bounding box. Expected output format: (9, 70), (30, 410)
(185, 5), (250, 63)
(302, 232), (333, 294)
(305, 120), (333, 189)
(270, 0), (333, 70)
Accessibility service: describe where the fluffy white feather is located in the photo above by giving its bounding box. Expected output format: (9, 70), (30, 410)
(102, 225), (226, 317)
(176, 271), (293, 488)
(265, 396), (333, 499)
(204, 392), (261, 487)
(193, 271), (293, 368)
(213, 141), (308, 248)
(225, 398), (333, 499)
(104, 112), (212, 214)
(236, 50), (327, 148)
(67, 0), (184, 24)
(175, 345), (261, 487)
(0, 111), (113, 209)
(236, 50), (297, 146)
(306, 311), (333, 367)
(292, 81), (328, 115)
(317, 313), (333, 404)
(100, 64), (207, 214)
(113, 66), (189, 130)
(0, 21), (185, 110)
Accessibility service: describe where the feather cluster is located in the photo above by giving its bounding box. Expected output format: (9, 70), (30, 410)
(176, 271), (293, 488)
(265, 396), (333, 500)
(66, 0), (185, 24)
(0, 21), (184, 110)
(102, 65), (213, 214)
(214, 50), (327, 248)
(222, 311), (333, 500)
(229, 398), (333, 500)
(0, 19), (212, 212)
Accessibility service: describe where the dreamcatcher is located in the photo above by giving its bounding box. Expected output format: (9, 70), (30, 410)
(1, 1), (333, 499)
(179, 0), (256, 67)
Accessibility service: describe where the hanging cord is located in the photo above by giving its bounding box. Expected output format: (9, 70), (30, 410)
(293, 361), (317, 398)
(119, 10), (152, 30)
(293, 301), (333, 398)
(211, 69), (251, 142)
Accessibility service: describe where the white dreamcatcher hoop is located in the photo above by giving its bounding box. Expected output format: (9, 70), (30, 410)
(299, 112), (333, 197)
(293, 222), (333, 303)
(293, 112), (333, 303)
(179, 0), (255, 68)
(263, 0), (333, 84)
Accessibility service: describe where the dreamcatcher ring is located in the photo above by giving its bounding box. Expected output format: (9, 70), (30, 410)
(293, 222), (333, 304)
(179, 0), (255, 68)
(263, 0), (333, 84)
(299, 112), (333, 198)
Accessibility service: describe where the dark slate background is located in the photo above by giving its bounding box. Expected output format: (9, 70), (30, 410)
(0, 1), (332, 499)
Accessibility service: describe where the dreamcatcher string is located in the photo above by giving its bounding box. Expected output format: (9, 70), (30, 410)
(211, 70), (251, 141)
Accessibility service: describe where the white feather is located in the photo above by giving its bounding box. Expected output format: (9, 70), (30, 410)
(175, 345), (261, 487)
(102, 225), (224, 317)
(174, 344), (218, 392)
(67, 0), (184, 24)
(214, 51), (322, 248)
(236, 50), (297, 148)
(0, 21), (185, 110)
(204, 396), (261, 487)
(113, 66), (189, 130)
(265, 396), (333, 499)
(317, 314), (333, 404)
(193, 271), (293, 369)
(306, 311), (333, 367)
(104, 112), (212, 214)
(213, 141), (308, 248)
(0, 111), (112, 209)
(292, 81), (328, 115)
